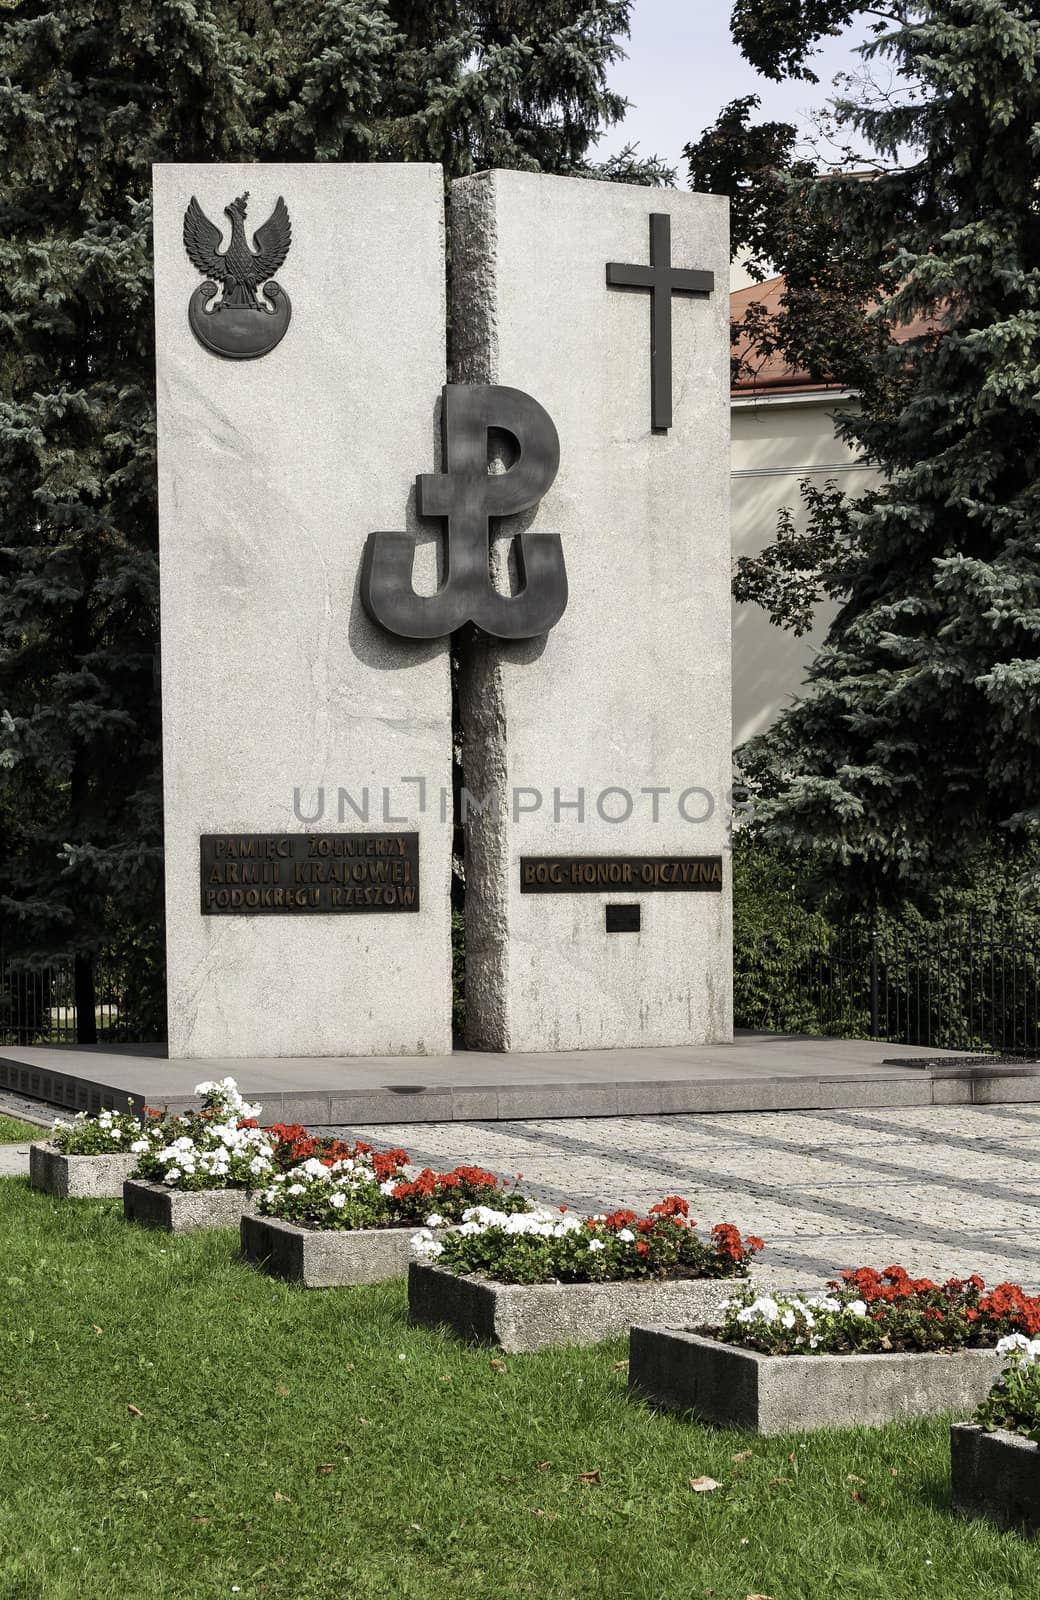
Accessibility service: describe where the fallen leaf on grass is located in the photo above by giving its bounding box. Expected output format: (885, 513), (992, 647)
(275, 1387), (290, 1397)
(578, 1470), (602, 1484)
(92, 1325), (103, 1337)
(768, 1477), (792, 1488)
(689, 1476), (721, 1493)
(489, 1359), (507, 1372)
(889, 1466), (899, 1476)
(847, 1473), (866, 1483)
(274, 1492), (292, 1504)
(535, 1461), (552, 1472)
(315, 1464), (335, 1475)
(127, 1405), (143, 1419)
(851, 1490), (867, 1503)
(439, 1375), (453, 1384)
(191, 1516), (210, 1525)
(533, 1509), (559, 1521)
(746, 1594), (779, 1599)
(731, 1450), (752, 1464)
(612, 1360), (628, 1371)
(357, 1417), (370, 1426)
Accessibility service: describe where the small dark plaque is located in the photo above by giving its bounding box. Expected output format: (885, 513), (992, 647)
(200, 833), (419, 914)
(521, 856), (722, 893)
(606, 904), (641, 933)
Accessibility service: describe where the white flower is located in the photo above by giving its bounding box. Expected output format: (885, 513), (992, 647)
(736, 1296), (780, 1326)
(588, 1239), (606, 1253)
(129, 1139), (149, 1154)
(287, 1183), (305, 1196)
(329, 1192), (346, 1210)
(616, 1228), (635, 1243)
(997, 1332), (1034, 1357)
(847, 1300), (868, 1318)
(165, 1167), (181, 1184)
(379, 1179), (397, 1196)
(781, 1309), (797, 1329)
(410, 1228), (444, 1261)
(426, 1213), (444, 1228)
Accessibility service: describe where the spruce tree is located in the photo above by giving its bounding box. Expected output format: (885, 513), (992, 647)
(0, 1), (642, 1037)
(709, 2), (1040, 899)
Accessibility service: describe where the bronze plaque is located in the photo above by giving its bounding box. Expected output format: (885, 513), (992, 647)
(200, 833), (419, 914)
(520, 855), (722, 893)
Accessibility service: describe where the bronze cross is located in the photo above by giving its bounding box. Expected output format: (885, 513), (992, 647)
(606, 212), (715, 432)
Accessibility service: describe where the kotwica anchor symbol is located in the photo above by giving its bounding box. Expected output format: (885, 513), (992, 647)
(360, 384), (567, 641)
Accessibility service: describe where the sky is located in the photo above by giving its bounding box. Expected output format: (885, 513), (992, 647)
(595, 0), (878, 179)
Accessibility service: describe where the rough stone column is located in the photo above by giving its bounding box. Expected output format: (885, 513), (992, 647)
(452, 171), (732, 1052)
(154, 164), (452, 1058)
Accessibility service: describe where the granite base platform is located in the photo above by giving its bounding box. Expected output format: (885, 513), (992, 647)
(2, 1034), (1033, 1126)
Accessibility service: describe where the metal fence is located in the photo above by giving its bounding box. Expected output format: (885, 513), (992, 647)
(5, 916), (1039, 1056)
(804, 915), (1040, 1057)
(0, 952), (129, 1046)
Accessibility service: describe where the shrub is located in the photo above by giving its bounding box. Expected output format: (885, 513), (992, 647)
(719, 1265), (1040, 1354)
(50, 1103), (163, 1157)
(413, 1195), (763, 1285)
(974, 1336), (1040, 1441)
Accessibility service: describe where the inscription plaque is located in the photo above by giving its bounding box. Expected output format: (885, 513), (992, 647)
(521, 855), (722, 893)
(200, 833), (419, 914)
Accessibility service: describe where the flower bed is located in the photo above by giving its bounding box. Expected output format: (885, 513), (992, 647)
(407, 1199), (763, 1351)
(123, 1078), (278, 1232)
(628, 1265), (1040, 1435)
(129, 1078), (276, 1192)
(31, 1105), (167, 1199)
(123, 1179), (258, 1233)
(245, 1153), (530, 1286)
(951, 1333), (1040, 1533)
(714, 1267), (1040, 1355)
(412, 1196), (762, 1284)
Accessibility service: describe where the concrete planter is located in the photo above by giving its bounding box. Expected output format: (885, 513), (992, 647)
(951, 1423), (1040, 1534)
(30, 1141), (138, 1199)
(241, 1212), (415, 1286)
(123, 1178), (254, 1233)
(407, 1262), (737, 1353)
(628, 1328), (1004, 1435)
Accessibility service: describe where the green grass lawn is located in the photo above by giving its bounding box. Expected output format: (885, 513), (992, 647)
(0, 1114), (46, 1142)
(0, 1177), (1033, 1600)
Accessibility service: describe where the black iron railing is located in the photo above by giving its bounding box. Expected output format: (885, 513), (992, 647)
(0, 952), (128, 1045)
(802, 915), (1040, 1056)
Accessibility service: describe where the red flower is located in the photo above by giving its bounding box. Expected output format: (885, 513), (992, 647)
(602, 1209), (638, 1232)
(635, 1241), (649, 1257)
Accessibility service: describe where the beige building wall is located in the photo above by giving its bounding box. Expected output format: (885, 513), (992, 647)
(731, 391), (878, 748)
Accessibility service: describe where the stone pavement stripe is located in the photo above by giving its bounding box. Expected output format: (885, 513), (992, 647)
(797, 1104), (1040, 1162)
(623, 1108), (1040, 1218)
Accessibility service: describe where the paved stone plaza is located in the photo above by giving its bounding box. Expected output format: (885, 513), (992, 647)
(344, 1104), (1040, 1292)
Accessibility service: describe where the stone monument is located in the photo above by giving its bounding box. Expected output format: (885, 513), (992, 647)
(153, 164), (453, 1058)
(450, 171), (732, 1051)
(153, 161), (730, 1061)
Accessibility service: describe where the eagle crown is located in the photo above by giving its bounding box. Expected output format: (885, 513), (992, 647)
(225, 194), (249, 224)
